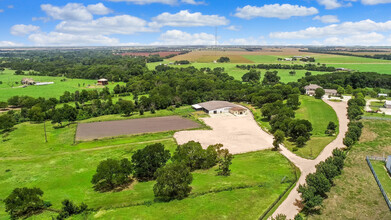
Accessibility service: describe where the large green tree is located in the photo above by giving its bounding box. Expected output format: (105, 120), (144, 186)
(4, 187), (45, 219)
(153, 162), (193, 201)
(131, 143), (171, 181)
(91, 158), (133, 191)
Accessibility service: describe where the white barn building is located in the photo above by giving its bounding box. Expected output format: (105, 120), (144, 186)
(192, 101), (247, 115)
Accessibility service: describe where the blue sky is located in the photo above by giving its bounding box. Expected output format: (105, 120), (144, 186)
(1, 0), (391, 46)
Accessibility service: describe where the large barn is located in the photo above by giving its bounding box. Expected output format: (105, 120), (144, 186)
(192, 101), (247, 115)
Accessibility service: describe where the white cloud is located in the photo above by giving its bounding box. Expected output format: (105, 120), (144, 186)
(316, 0), (342, 9)
(8, 5), (14, 9)
(86, 3), (113, 15)
(362, 0), (391, 5)
(28, 32), (121, 46)
(10, 24), (41, 36)
(41, 3), (112, 21)
(234, 4), (318, 19)
(225, 25), (241, 31)
(222, 37), (266, 45)
(180, 0), (205, 5)
(153, 30), (215, 45)
(107, 0), (190, 5)
(323, 32), (386, 45)
(0, 41), (23, 47)
(150, 10), (229, 28)
(56, 15), (153, 35)
(0, 9), (3, 13)
(270, 19), (391, 39)
(313, 15), (340, 23)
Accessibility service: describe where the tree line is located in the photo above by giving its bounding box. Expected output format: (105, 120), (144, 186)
(236, 63), (336, 72)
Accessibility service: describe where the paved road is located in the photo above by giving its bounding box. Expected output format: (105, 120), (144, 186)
(271, 99), (349, 219)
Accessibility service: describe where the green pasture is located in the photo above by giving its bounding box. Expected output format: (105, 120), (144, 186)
(310, 120), (391, 219)
(0, 69), (121, 102)
(0, 123), (296, 219)
(286, 96), (339, 159)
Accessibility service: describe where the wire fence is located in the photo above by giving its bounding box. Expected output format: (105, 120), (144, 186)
(366, 156), (391, 210)
(258, 168), (298, 220)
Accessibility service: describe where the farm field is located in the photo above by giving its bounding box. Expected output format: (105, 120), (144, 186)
(309, 120), (391, 220)
(0, 69), (122, 102)
(285, 96), (339, 159)
(371, 160), (391, 200)
(0, 115), (297, 219)
(76, 116), (200, 141)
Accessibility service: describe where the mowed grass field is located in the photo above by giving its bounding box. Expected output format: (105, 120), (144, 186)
(286, 96), (339, 159)
(309, 120), (391, 220)
(0, 109), (296, 219)
(0, 69), (121, 102)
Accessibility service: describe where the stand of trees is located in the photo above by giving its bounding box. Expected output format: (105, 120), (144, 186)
(236, 63), (336, 72)
(217, 57), (230, 63)
(300, 48), (391, 61)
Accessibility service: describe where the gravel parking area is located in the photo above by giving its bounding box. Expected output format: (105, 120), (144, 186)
(76, 116), (200, 141)
(174, 112), (274, 154)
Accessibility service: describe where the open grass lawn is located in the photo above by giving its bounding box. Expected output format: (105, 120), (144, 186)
(371, 160), (391, 200)
(363, 111), (391, 120)
(0, 107), (296, 219)
(0, 69), (122, 102)
(286, 96), (339, 159)
(309, 120), (391, 220)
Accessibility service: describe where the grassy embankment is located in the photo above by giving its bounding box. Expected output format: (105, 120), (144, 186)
(0, 107), (296, 219)
(309, 120), (391, 219)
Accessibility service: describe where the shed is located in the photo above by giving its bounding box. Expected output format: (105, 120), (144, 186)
(97, 78), (108, 85)
(386, 156), (391, 174)
(378, 93), (388, 97)
(21, 78), (35, 85)
(385, 100), (391, 109)
(229, 106), (247, 115)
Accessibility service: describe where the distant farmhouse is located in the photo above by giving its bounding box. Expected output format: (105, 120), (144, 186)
(304, 84), (338, 96)
(378, 93), (388, 97)
(336, 67), (352, 72)
(21, 78), (35, 85)
(277, 56), (315, 62)
(97, 78), (108, 86)
(192, 101), (247, 115)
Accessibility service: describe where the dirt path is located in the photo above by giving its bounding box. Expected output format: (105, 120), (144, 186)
(271, 99), (348, 219)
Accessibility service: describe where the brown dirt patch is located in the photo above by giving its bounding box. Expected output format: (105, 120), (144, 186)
(119, 51), (182, 57)
(359, 127), (378, 143)
(75, 116), (199, 141)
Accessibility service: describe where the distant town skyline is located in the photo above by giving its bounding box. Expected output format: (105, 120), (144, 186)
(1, 0), (391, 46)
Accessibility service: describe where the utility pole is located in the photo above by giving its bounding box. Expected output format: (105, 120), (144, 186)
(44, 120), (47, 143)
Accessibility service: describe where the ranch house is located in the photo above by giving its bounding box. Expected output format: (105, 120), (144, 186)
(192, 101), (247, 115)
(97, 78), (108, 85)
(21, 78), (35, 85)
(304, 84), (322, 96)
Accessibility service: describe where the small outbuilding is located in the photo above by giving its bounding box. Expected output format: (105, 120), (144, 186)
(324, 89), (338, 96)
(386, 156), (391, 174)
(384, 100), (391, 109)
(229, 106), (247, 115)
(378, 93), (388, 97)
(21, 78), (35, 85)
(97, 78), (108, 86)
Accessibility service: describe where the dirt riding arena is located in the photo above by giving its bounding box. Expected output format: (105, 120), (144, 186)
(76, 116), (199, 141)
(174, 111), (274, 154)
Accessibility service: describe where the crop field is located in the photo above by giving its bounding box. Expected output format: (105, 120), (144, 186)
(0, 111), (297, 219)
(286, 96), (339, 159)
(0, 69), (122, 102)
(76, 116), (200, 141)
(309, 120), (391, 220)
